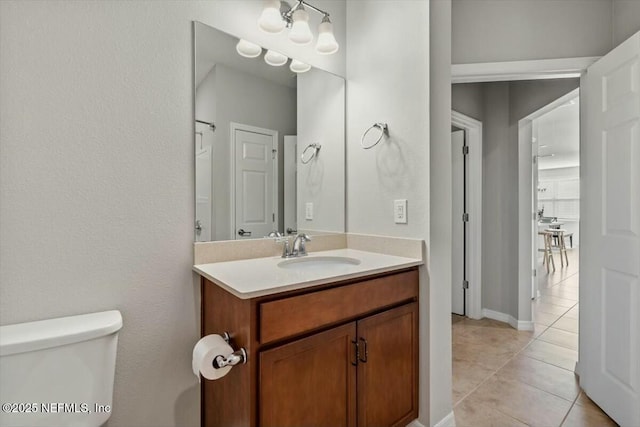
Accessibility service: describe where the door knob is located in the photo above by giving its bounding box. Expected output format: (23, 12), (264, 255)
(237, 229), (252, 237)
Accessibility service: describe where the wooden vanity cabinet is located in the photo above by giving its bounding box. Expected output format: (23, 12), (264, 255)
(201, 267), (419, 427)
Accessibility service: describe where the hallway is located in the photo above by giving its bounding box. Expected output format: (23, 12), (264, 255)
(452, 249), (617, 426)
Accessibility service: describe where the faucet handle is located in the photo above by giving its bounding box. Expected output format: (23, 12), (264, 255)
(293, 233), (311, 256)
(276, 237), (291, 258)
(297, 233), (311, 242)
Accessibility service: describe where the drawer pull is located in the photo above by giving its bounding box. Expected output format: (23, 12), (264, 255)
(359, 337), (368, 363)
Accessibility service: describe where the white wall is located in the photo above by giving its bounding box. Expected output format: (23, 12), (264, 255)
(346, 0), (435, 424)
(451, 82), (484, 122)
(452, 0), (613, 64)
(0, 1), (346, 426)
(429, 0), (454, 424)
(613, 0), (640, 46)
(297, 68), (345, 233)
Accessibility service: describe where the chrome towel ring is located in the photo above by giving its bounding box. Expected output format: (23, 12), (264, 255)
(301, 143), (321, 164)
(361, 123), (388, 149)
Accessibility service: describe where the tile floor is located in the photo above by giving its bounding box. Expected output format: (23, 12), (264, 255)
(452, 249), (618, 427)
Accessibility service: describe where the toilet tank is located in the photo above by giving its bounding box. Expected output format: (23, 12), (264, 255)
(0, 310), (123, 427)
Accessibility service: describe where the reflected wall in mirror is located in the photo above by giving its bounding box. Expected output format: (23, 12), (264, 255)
(194, 21), (345, 242)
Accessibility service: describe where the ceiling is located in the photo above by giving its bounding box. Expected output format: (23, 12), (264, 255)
(535, 96), (580, 170)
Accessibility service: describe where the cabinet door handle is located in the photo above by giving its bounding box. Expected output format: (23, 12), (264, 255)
(358, 337), (368, 363)
(351, 339), (359, 366)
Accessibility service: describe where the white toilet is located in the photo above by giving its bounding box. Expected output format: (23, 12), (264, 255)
(0, 310), (123, 427)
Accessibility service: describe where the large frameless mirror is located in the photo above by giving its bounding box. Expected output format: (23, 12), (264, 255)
(194, 21), (345, 242)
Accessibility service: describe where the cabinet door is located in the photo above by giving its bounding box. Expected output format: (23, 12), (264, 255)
(357, 303), (418, 427)
(259, 322), (357, 427)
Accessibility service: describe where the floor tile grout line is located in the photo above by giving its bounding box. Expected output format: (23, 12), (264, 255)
(558, 390), (582, 427)
(454, 393), (534, 427)
(493, 367), (580, 406)
(454, 331), (576, 425)
(453, 251), (582, 425)
(454, 325), (547, 408)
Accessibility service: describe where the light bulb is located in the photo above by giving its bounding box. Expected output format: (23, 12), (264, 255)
(258, 0), (286, 33)
(290, 59), (311, 73)
(264, 50), (288, 66)
(316, 16), (339, 54)
(236, 39), (262, 58)
(289, 8), (313, 45)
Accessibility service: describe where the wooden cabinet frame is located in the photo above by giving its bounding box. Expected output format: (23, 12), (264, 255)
(201, 267), (419, 427)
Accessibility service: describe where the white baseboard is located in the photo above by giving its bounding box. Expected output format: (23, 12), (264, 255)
(433, 411), (456, 427)
(406, 419), (427, 427)
(482, 309), (533, 331)
(517, 320), (534, 331)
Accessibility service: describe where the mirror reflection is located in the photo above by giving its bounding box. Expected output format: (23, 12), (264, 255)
(194, 22), (345, 242)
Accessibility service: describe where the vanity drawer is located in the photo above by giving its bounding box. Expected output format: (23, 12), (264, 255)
(258, 268), (418, 344)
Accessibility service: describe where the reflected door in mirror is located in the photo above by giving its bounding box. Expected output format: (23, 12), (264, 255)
(233, 124), (277, 239)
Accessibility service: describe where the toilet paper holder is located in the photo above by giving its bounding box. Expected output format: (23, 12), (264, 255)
(212, 332), (247, 369)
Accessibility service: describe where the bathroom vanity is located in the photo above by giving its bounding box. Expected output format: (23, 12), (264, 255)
(195, 249), (420, 427)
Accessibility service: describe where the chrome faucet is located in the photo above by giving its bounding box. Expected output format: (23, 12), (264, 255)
(279, 233), (311, 258)
(291, 233), (311, 257)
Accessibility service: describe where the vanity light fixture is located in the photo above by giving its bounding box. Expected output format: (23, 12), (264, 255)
(289, 59), (311, 73)
(258, 0), (339, 55)
(264, 49), (288, 66)
(315, 16), (339, 55)
(236, 39), (262, 58)
(288, 6), (313, 45)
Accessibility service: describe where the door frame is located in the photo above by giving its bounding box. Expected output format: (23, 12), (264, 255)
(452, 56), (599, 83)
(518, 88), (580, 324)
(451, 111), (483, 320)
(229, 122), (279, 239)
(452, 57), (597, 328)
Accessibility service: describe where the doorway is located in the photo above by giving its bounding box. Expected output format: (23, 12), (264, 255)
(521, 89), (581, 301)
(195, 121), (216, 242)
(451, 111), (483, 320)
(451, 30), (640, 426)
(230, 122), (278, 240)
(451, 128), (466, 316)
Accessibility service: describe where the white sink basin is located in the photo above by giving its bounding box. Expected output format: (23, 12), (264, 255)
(277, 256), (361, 270)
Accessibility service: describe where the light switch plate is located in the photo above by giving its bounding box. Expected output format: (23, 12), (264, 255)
(394, 199), (407, 224)
(305, 202), (313, 220)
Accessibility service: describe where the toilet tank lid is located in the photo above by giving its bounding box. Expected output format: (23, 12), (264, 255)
(0, 310), (122, 356)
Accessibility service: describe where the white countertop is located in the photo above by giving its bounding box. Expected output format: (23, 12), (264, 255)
(193, 248), (423, 299)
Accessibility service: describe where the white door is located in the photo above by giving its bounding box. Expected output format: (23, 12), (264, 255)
(233, 126), (277, 240)
(284, 135), (297, 235)
(452, 130), (466, 315)
(581, 31), (640, 426)
(195, 123), (213, 241)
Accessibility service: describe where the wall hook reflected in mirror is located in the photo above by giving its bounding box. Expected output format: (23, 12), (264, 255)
(301, 143), (321, 164)
(361, 122), (388, 149)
